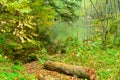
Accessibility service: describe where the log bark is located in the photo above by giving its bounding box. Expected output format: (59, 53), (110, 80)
(44, 60), (97, 80)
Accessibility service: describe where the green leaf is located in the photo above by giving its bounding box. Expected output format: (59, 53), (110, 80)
(0, 48), (3, 54)
(39, 59), (43, 64)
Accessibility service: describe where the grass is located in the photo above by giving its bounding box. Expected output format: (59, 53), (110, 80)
(0, 54), (37, 80)
(0, 39), (120, 80)
(50, 42), (120, 80)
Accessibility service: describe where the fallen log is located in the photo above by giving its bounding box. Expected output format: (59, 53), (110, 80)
(44, 60), (97, 80)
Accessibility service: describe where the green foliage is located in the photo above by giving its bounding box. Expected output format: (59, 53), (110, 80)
(0, 1), (119, 79)
(37, 48), (48, 60)
(0, 0), (56, 62)
(0, 0), (55, 43)
(91, 14), (120, 47)
(51, 40), (120, 80)
(37, 48), (49, 64)
(29, 0), (55, 33)
(7, 0), (31, 15)
(48, 0), (82, 22)
(0, 55), (36, 80)
(62, 37), (83, 57)
(0, 34), (6, 45)
(114, 36), (120, 46)
(85, 41), (102, 51)
(7, 42), (23, 50)
(109, 19), (118, 33)
(0, 48), (2, 54)
(63, 37), (101, 56)
(39, 59), (44, 65)
(22, 40), (41, 49)
(0, 34), (6, 55)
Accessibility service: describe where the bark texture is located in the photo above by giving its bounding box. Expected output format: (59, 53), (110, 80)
(44, 60), (97, 80)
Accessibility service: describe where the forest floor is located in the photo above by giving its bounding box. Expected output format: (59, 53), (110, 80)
(24, 61), (79, 80)
(0, 46), (120, 80)
(24, 47), (120, 80)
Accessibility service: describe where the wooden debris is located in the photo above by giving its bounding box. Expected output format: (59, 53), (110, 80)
(44, 60), (97, 80)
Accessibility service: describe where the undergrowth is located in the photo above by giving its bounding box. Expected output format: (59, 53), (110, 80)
(0, 54), (37, 80)
(50, 38), (120, 80)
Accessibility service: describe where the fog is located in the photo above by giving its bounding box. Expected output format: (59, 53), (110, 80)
(50, 18), (90, 44)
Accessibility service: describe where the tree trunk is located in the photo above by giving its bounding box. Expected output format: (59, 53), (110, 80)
(113, 25), (120, 45)
(44, 60), (97, 80)
(102, 25), (107, 46)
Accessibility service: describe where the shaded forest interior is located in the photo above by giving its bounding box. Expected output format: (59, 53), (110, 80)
(0, 0), (120, 80)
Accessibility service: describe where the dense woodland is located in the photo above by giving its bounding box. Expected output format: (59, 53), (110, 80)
(0, 0), (120, 80)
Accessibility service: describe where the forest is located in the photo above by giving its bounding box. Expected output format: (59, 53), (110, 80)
(0, 0), (120, 80)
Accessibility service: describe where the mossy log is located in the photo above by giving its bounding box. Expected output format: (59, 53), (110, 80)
(44, 60), (97, 80)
